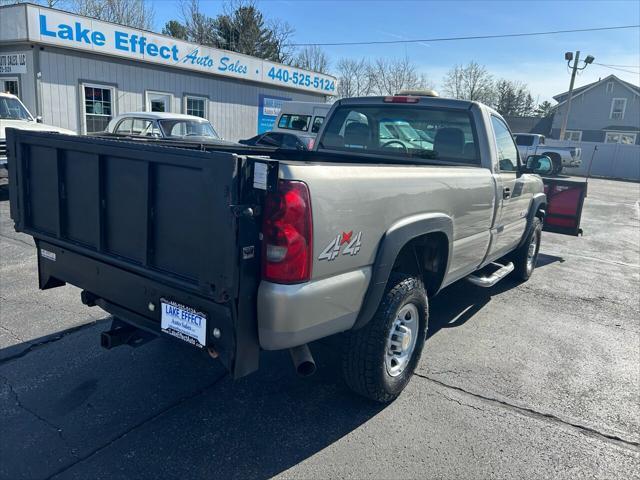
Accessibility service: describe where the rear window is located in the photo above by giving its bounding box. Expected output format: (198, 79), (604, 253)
(319, 105), (480, 165)
(514, 135), (534, 146)
(278, 114), (311, 131)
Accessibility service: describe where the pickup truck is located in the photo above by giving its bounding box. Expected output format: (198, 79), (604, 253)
(1, 92), (75, 169)
(513, 133), (581, 175)
(7, 93), (579, 403)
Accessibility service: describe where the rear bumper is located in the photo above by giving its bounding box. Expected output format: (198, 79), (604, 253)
(257, 268), (371, 350)
(35, 240), (246, 372)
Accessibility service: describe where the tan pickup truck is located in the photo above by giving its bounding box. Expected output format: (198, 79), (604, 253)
(8, 91), (576, 403)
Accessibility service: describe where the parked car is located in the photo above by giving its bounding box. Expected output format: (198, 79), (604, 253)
(8, 92), (586, 404)
(105, 112), (240, 146)
(239, 132), (310, 150)
(513, 133), (581, 175)
(0, 92), (75, 169)
(272, 101), (330, 148)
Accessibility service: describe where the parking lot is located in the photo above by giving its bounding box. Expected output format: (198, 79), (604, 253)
(0, 176), (638, 479)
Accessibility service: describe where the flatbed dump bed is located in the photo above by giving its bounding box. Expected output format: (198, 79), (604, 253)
(7, 129), (278, 377)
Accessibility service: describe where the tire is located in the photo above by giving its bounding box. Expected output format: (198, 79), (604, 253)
(342, 273), (428, 403)
(512, 217), (542, 281)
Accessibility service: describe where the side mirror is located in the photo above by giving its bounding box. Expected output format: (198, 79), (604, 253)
(36, 116), (43, 123)
(524, 154), (553, 175)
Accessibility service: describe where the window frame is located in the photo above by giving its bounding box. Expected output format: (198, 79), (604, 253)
(318, 105), (483, 167)
(145, 90), (173, 113)
(80, 81), (116, 134)
(1, 76), (20, 97)
(606, 82), (614, 94)
(311, 115), (325, 133)
(490, 114), (520, 173)
(113, 117), (160, 137)
(609, 98), (627, 120)
(277, 114), (311, 132)
(563, 130), (582, 142)
(605, 131), (637, 144)
(183, 94), (208, 119)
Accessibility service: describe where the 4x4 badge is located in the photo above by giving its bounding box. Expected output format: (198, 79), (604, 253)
(318, 231), (363, 261)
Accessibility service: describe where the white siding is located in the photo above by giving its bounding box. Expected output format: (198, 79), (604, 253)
(37, 47), (325, 140)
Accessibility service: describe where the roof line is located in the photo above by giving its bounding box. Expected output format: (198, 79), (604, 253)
(553, 75), (640, 108)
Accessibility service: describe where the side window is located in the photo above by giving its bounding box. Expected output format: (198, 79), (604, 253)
(114, 118), (133, 134)
(491, 116), (519, 172)
(132, 119), (160, 136)
(311, 116), (324, 133)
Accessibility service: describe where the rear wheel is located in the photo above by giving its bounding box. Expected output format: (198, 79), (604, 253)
(342, 273), (428, 403)
(512, 217), (542, 281)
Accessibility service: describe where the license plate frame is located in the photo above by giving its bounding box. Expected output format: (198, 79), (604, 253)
(160, 298), (207, 349)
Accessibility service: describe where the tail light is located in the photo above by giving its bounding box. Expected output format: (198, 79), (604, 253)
(306, 137), (315, 150)
(262, 180), (313, 284)
(383, 96), (420, 103)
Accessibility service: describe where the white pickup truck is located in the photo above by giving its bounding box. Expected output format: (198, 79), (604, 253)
(513, 133), (581, 175)
(0, 92), (75, 169)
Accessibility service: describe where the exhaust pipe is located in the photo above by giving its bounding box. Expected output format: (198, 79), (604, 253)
(289, 344), (316, 377)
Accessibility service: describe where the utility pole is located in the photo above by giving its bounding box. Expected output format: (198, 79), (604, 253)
(559, 50), (594, 141)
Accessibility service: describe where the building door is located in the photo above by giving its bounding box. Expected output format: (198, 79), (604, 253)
(146, 92), (172, 112)
(1, 77), (19, 96)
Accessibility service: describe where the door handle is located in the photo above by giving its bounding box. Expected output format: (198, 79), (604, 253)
(503, 187), (511, 199)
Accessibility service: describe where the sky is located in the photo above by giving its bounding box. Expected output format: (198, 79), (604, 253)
(151, 0), (640, 103)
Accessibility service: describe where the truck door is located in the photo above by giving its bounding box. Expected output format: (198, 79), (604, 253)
(489, 116), (532, 257)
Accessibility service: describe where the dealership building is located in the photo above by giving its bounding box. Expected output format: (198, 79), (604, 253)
(0, 3), (336, 140)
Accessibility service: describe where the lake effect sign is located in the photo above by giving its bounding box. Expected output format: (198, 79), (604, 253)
(38, 14), (252, 78)
(30, 7), (335, 94)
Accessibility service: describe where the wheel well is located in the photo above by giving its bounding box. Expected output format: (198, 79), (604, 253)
(391, 232), (448, 297)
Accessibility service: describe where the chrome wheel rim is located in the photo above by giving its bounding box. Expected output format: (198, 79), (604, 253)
(385, 303), (420, 377)
(526, 230), (539, 273)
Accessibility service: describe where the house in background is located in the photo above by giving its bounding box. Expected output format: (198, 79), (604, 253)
(550, 74), (640, 145)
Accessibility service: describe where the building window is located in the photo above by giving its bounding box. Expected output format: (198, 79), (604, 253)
(1, 77), (19, 96)
(609, 98), (627, 120)
(185, 96), (207, 118)
(606, 82), (614, 94)
(146, 91), (172, 112)
(82, 83), (114, 134)
(605, 131), (637, 144)
(563, 130), (582, 142)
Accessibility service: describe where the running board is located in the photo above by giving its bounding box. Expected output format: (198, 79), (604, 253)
(466, 262), (514, 288)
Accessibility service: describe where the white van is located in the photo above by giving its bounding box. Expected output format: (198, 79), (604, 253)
(272, 101), (331, 148)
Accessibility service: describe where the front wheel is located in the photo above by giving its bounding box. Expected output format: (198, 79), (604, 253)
(342, 273), (428, 403)
(512, 217), (542, 281)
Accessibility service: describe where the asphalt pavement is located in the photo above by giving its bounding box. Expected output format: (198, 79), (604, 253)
(0, 177), (638, 479)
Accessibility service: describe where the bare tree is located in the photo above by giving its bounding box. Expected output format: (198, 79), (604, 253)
(71, 0), (155, 30)
(178, 0), (217, 45)
(268, 18), (295, 64)
(335, 58), (373, 98)
(442, 61), (494, 105)
(293, 45), (330, 74)
(368, 57), (433, 96)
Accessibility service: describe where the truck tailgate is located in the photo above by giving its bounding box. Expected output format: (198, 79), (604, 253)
(7, 129), (264, 376)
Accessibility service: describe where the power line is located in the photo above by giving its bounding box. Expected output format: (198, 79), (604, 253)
(593, 63), (640, 74)
(597, 63), (640, 68)
(288, 24), (640, 47)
